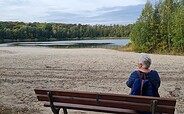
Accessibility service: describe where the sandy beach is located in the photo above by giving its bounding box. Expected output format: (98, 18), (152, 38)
(0, 46), (184, 114)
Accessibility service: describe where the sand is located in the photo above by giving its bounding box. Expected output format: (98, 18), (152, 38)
(0, 46), (184, 114)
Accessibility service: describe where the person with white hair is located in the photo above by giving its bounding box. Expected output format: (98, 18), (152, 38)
(126, 53), (161, 97)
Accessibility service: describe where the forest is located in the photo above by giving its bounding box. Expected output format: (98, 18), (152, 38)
(0, 0), (183, 54)
(0, 22), (133, 43)
(130, 0), (184, 53)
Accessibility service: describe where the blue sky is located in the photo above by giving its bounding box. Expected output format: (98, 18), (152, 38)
(0, 0), (155, 25)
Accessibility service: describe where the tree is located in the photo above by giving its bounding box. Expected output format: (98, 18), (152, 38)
(171, 0), (184, 52)
(130, 0), (184, 53)
(130, 1), (153, 52)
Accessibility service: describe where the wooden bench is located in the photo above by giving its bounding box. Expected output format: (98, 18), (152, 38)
(34, 88), (176, 114)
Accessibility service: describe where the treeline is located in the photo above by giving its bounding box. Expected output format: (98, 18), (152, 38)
(0, 21), (133, 43)
(130, 0), (184, 53)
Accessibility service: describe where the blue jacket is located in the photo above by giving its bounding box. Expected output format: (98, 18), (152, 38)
(126, 70), (161, 97)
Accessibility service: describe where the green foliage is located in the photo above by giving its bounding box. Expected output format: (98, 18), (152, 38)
(0, 22), (133, 43)
(130, 0), (184, 53)
(130, 1), (154, 52)
(171, 1), (184, 52)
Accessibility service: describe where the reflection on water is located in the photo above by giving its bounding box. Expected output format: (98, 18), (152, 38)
(0, 39), (130, 48)
(49, 43), (112, 48)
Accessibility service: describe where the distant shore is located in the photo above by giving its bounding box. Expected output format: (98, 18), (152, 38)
(0, 37), (129, 44)
(0, 47), (184, 114)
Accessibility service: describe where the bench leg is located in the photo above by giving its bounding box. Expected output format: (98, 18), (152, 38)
(151, 100), (158, 114)
(47, 92), (60, 114)
(63, 108), (68, 114)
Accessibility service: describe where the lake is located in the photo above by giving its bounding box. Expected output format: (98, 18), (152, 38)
(0, 39), (130, 48)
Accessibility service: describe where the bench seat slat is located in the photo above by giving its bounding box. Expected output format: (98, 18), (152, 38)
(100, 94), (176, 106)
(37, 95), (151, 111)
(35, 89), (97, 98)
(44, 102), (139, 114)
(44, 102), (174, 114)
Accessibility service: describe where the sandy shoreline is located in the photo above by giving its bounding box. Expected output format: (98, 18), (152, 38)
(0, 46), (184, 114)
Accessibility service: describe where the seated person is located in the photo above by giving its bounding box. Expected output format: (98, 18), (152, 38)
(126, 53), (161, 97)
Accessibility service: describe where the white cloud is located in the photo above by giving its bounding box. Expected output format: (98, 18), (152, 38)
(0, 0), (146, 24)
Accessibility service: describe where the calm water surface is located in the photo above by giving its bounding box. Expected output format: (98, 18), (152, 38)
(0, 39), (130, 48)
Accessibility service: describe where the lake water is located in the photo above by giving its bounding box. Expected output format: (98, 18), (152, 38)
(0, 39), (130, 48)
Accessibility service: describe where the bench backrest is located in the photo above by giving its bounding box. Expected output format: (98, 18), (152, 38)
(34, 88), (176, 114)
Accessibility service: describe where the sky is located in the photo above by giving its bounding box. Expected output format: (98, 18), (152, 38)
(0, 0), (155, 25)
